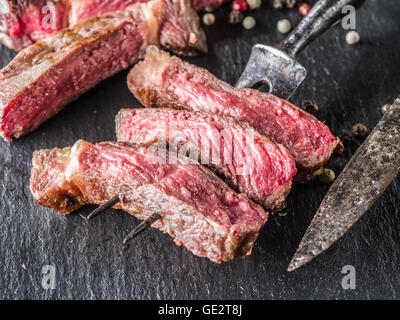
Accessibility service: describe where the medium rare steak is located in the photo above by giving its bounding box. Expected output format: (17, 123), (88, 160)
(116, 108), (297, 209)
(0, 0), (207, 141)
(127, 47), (341, 176)
(0, 0), (68, 50)
(30, 140), (268, 262)
(0, 0), (229, 50)
(68, 0), (147, 26)
(69, 0), (228, 24)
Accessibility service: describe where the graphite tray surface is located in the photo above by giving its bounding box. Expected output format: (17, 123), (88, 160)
(0, 0), (399, 299)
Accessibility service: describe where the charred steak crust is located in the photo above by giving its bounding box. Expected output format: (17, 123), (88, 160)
(30, 140), (268, 263)
(0, 0), (207, 141)
(116, 108), (297, 209)
(158, 0), (207, 56)
(0, 0), (228, 51)
(127, 47), (340, 176)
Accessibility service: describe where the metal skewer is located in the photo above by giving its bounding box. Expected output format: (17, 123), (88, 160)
(87, 195), (120, 219)
(123, 213), (162, 244)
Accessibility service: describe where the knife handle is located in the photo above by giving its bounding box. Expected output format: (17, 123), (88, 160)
(276, 0), (364, 57)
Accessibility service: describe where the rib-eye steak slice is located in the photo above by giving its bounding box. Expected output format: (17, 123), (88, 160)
(68, 0), (229, 25)
(30, 140), (268, 263)
(68, 0), (148, 26)
(0, 0), (228, 51)
(0, 0), (206, 141)
(116, 108), (297, 209)
(0, 0), (68, 51)
(127, 47), (340, 176)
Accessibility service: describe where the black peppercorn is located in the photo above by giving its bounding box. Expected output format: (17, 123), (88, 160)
(64, 195), (75, 206)
(273, 0), (297, 9)
(302, 100), (319, 115)
(229, 10), (243, 24)
(339, 130), (353, 144)
(352, 123), (368, 137)
(275, 201), (287, 214)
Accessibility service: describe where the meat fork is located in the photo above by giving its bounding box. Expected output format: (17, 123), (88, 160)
(236, 0), (364, 100)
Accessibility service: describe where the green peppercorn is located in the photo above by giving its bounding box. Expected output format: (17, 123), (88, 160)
(318, 168), (336, 184)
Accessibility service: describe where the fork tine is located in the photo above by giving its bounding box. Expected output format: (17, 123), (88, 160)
(123, 213), (162, 244)
(87, 195), (120, 220)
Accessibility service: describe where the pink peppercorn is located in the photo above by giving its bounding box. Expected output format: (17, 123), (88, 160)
(298, 2), (311, 16)
(232, 0), (248, 13)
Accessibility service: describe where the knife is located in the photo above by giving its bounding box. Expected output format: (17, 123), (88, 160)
(236, 0), (364, 99)
(288, 98), (400, 271)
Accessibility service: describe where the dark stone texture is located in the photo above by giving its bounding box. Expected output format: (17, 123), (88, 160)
(0, 0), (399, 299)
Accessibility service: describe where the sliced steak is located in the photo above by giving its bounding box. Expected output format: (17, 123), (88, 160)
(0, 0), (68, 50)
(68, 0), (147, 26)
(127, 47), (340, 176)
(69, 0), (228, 24)
(116, 108), (296, 209)
(30, 140), (268, 263)
(0, 0), (229, 51)
(0, 0), (207, 141)
(191, 0), (228, 11)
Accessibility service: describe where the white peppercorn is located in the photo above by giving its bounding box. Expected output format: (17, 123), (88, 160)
(242, 16), (256, 30)
(246, 0), (262, 10)
(345, 31), (360, 45)
(202, 13), (215, 26)
(277, 19), (291, 34)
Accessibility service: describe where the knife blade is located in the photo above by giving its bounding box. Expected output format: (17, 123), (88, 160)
(288, 98), (400, 271)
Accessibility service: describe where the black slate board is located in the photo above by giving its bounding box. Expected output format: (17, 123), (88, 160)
(0, 0), (399, 300)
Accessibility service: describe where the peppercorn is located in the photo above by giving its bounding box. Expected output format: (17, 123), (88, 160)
(298, 2), (311, 16)
(276, 201), (287, 212)
(242, 16), (256, 30)
(318, 168), (335, 184)
(312, 167), (324, 176)
(64, 195), (75, 206)
(246, 0), (262, 10)
(339, 130), (353, 145)
(352, 123), (368, 137)
(273, 0), (297, 9)
(345, 31), (360, 45)
(302, 99), (318, 115)
(202, 13), (215, 26)
(229, 10), (243, 24)
(335, 141), (345, 155)
(277, 19), (291, 34)
(381, 103), (392, 115)
(232, 0), (248, 12)
(273, 0), (284, 8)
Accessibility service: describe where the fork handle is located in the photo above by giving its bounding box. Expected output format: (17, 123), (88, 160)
(276, 0), (364, 57)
